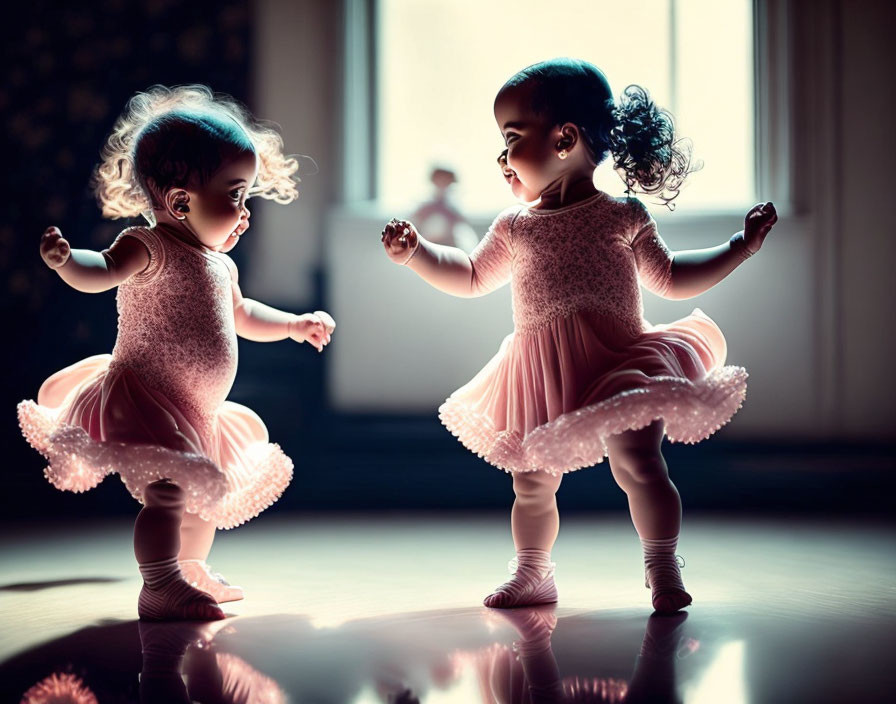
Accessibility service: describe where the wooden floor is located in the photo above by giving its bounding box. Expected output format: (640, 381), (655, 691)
(1, 514), (895, 703)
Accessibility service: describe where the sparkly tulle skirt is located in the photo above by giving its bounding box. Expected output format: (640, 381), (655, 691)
(17, 354), (293, 529)
(439, 308), (747, 474)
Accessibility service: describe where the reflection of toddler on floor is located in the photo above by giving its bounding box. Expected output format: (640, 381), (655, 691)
(472, 606), (691, 704)
(139, 620), (288, 704)
(19, 85), (335, 621)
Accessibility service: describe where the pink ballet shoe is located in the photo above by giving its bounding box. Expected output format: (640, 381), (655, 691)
(138, 580), (226, 622)
(138, 557), (226, 621)
(645, 554), (692, 614)
(178, 559), (245, 603)
(484, 557), (558, 609)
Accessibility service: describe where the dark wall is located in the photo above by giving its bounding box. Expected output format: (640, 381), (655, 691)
(3, 1), (252, 518)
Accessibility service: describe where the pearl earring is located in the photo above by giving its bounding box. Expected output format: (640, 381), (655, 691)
(558, 149), (569, 160)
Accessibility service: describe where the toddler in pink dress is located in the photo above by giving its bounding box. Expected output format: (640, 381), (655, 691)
(382, 59), (777, 613)
(18, 85), (335, 621)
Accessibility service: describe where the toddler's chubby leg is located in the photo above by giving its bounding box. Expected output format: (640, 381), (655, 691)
(178, 512), (217, 562)
(178, 512), (244, 603)
(135, 479), (225, 621)
(484, 471), (562, 608)
(607, 421), (692, 614)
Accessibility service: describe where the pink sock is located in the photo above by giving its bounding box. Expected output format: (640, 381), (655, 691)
(484, 548), (558, 609)
(641, 536), (692, 613)
(138, 557), (225, 622)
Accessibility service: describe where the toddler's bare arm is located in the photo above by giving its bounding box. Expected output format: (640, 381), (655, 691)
(383, 218), (511, 298)
(226, 257), (333, 350)
(666, 202), (778, 300)
(42, 227), (150, 293)
(666, 242), (747, 300)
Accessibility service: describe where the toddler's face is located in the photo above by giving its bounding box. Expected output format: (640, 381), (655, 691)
(493, 84), (559, 203)
(187, 150), (258, 251)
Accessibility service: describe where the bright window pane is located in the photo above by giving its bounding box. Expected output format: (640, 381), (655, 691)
(674, 0), (755, 210)
(377, 0), (753, 214)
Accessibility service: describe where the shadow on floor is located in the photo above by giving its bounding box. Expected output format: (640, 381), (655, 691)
(0, 576), (126, 592)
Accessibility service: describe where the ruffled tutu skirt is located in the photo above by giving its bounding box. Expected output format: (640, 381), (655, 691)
(17, 355), (293, 528)
(439, 308), (747, 474)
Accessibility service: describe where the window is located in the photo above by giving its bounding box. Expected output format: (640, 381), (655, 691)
(377, 0), (755, 214)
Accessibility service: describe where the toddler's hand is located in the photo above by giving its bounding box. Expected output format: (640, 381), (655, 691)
(741, 202), (778, 256)
(288, 313), (330, 352)
(312, 310), (336, 340)
(381, 218), (419, 265)
(40, 226), (71, 269)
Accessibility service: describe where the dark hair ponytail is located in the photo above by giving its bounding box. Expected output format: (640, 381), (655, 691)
(500, 59), (701, 209)
(607, 85), (699, 209)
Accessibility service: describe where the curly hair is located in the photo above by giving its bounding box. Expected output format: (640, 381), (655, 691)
(500, 58), (700, 209)
(92, 85), (299, 223)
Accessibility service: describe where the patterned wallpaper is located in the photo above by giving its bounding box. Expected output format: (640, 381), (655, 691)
(3, 0), (252, 380)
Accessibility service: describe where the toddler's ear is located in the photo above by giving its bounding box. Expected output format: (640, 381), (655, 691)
(556, 123), (580, 151)
(164, 188), (191, 220)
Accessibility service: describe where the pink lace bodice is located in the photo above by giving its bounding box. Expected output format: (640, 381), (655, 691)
(467, 192), (673, 338)
(110, 227), (238, 427)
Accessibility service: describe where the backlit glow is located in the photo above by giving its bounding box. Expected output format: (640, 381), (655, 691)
(379, 0), (754, 215)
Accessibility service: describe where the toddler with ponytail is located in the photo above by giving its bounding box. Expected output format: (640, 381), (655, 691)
(381, 58), (778, 612)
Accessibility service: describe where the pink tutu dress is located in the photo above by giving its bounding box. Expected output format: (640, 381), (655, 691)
(439, 192), (748, 474)
(17, 227), (293, 528)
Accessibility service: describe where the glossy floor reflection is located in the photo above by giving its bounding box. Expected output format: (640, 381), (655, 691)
(2, 515), (895, 702)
